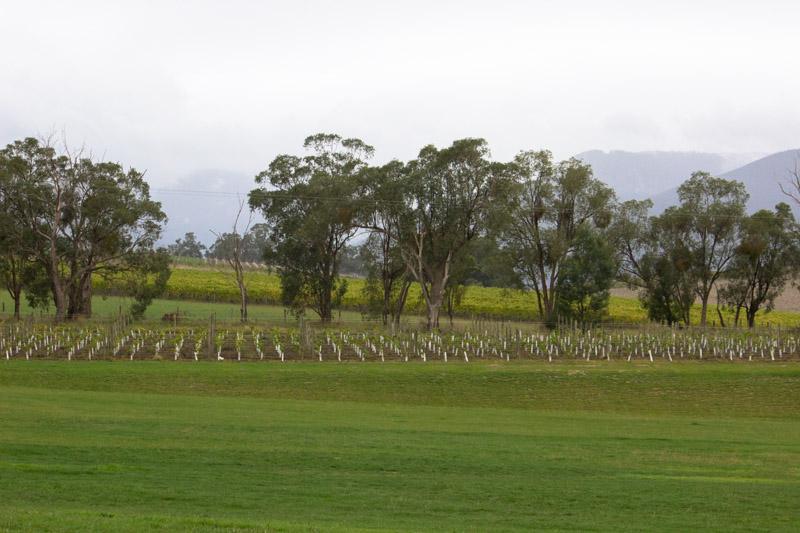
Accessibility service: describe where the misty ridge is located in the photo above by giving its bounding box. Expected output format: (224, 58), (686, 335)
(157, 148), (800, 245)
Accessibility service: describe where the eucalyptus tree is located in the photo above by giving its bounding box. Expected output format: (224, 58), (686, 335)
(356, 160), (413, 325)
(250, 133), (373, 321)
(124, 248), (172, 320)
(62, 156), (167, 318)
(644, 213), (695, 325)
(167, 232), (207, 258)
(504, 150), (615, 325)
(243, 223), (270, 262)
(211, 199), (254, 322)
(208, 223), (270, 263)
(556, 227), (617, 324)
(0, 154), (30, 319)
(0, 205), (28, 319)
(609, 199), (653, 290)
(0, 137), (168, 320)
(609, 199), (693, 325)
(720, 203), (800, 327)
(660, 172), (748, 326)
(0, 138), (71, 319)
(398, 138), (512, 330)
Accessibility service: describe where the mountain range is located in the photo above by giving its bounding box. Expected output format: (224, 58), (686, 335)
(647, 149), (800, 214)
(154, 149), (800, 246)
(575, 150), (765, 201)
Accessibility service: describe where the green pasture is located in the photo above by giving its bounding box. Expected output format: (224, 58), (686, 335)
(1, 362), (799, 531)
(3, 264), (800, 327)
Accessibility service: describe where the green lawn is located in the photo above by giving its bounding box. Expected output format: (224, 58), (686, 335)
(0, 292), (367, 325)
(1, 362), (799, 531)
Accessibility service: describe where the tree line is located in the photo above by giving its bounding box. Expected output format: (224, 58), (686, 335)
(247, 133), (800, 329)
(2, 133), (798, 329)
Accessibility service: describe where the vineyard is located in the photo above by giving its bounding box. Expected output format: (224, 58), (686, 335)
(92, 265), (800, 326)
(4, 319), (800, 363)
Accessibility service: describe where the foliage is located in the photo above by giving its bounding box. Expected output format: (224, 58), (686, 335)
(661, 171), (749, 325)
(120, 248), (172, 319)
(610, 200), (694, 325)
(556, 228), (616, 323)
(400, 138), (514, 329)
(720, 203), (800, 327)
(504, 150), (615, 323)
(206, 223), (269, 263)
(0, 136), (166, 320)
(250, 133), (372, 321)
(356, 160), (413, 325)
(167, 232), (207, 258)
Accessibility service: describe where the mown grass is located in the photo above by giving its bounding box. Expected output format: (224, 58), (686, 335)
(1, 362), (799, 531)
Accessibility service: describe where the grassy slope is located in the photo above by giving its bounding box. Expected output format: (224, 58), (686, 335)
(1, 362), (799, 531)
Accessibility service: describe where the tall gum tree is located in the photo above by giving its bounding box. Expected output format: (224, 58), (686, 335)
(399, 138), (512, 330)
(250, 133), (372, 322)
(356, 160), (413, 326)
(721, 203), (800, 327)
(659, 172), (748, 326)
(609, 199), (694, 325)
(62, 157), (167, 318)
(0, 138), (73, 320)
(0, 156), (33, 319)
(210, 199), (253, 322)
(0, 137), (167, 320)
(503, 150), (614, 324)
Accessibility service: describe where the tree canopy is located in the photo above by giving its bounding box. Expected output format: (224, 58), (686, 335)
(0, 136), (168, 320)
(250, 133), (373, 321)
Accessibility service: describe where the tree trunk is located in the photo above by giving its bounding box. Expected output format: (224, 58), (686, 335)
(542, 289), (557, 327)
(534, 288), (543, 318)
(239, 283), (248, 322)
(68, 274), (93, 319)
(700, 299), (708, 326)
(426, 278), (446, 330)
(49, 267), (67, 321)
(427, 302), (441, 330)
(319, 281), (333, 322)
(12, 287), (21, 320)
(747, 308), (757, 328)
(446, 288), (455, 326)
(382, 279), (391, 326)
(392, 279), (411, 326)
(82, 278), (93, 317)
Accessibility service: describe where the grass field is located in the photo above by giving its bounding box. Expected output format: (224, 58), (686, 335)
(0, 292), (367, 324)
(90, 264), (800, 327)
(2, 362), (799, 531)
(3, 263), (800, 327)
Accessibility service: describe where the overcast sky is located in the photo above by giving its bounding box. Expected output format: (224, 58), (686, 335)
(1, 0), (798, 188)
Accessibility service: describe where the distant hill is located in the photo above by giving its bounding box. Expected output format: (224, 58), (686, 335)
(575, 150), (761, 200)
(648, 149), (800, 213)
